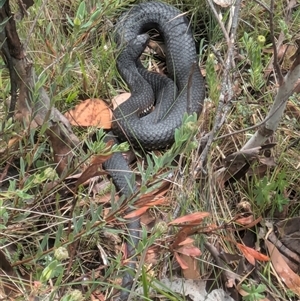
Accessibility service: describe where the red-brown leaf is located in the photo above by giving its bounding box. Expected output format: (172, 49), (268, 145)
(176, 245), (202, 257)
(174, 252), (188, 269)
(178, 237), (195, 246)
(124, 206), (149, 219)
(237, 243), (270, 265)
(169, 212), (210, 226)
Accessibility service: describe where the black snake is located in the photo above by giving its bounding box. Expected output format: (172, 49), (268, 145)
(103, 2), (205, 299)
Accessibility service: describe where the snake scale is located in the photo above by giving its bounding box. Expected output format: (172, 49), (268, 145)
(103, 2), (205, 299)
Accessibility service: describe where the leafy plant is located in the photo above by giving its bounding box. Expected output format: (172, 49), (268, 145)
(241, 283), (266, 301)
(253, 172), (289, 214)
(240, 32), (266, 91)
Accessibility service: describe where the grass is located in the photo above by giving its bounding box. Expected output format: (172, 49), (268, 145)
(1, 0), (300, 300)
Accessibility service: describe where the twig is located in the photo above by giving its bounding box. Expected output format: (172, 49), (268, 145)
(252, 0), (271, 13)
(269, 0), (283, 85)
(213, 95), (289, 141)
(24, 0), (49, 50)
(204, 242), (239, 287)
(265, 0), (296, 77)
(206, 0), (230, 46)
(242, 50), (300, 150)
(195, 0), (242, 174)
(0, 1), (23, 118)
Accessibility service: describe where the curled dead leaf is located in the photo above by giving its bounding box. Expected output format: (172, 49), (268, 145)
(237, 243), (269, 266)
(65, 98), (112, 129)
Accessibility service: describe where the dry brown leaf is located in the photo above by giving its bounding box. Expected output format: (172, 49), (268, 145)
(237, 243), (269, 265)
(0, 135), (23, 154)
(174, 252), (188, 270)
(171, 228), (192, 250)
(275, 217), (300, 255)
(134, 183), (170, 207)
(176, 245), (202, 257)
(258, 156), (276, 167)
(178, 237), (195, 246)
(140, 211), (156, 226)
(91, 290), (105, 301)
(235, 215), (254, 226)
(145, 246), (161, 265)
(169, 212), (210, 226)
(75, 151), (113, 190)
(235, 216), (262, 229)
(112, 93), (131, 110)
(223, 148), (260, 167)
(265, 240), (300, 295)
(181, 255), (200, 279)
(124, 206), (149, 219)
(65, 98), (112, 129)
(47, 124), (76, 175)
(124, 197), (166, 219)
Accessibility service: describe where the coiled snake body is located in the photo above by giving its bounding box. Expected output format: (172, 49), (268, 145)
(103, 2), (205, 298)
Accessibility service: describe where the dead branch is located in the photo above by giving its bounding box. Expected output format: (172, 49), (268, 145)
(195, 0), (242, 174)
(242, 47), (300, 150)
(0, 0), (79, 175)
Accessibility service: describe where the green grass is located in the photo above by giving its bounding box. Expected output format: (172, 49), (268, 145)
(1, 0), (300, 300)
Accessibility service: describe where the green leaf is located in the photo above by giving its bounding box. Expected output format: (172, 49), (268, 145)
(76, 1), (86, 20)
(89, 9), (102, 22)
(40, 260), (59, 282)
(66, 14), (74, 26)
(80, 20), (93, 30)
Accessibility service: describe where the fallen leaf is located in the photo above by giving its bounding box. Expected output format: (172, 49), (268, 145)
(112, 93), (131, 110)
(235, 216), (262, 229)
(235, 215), (254, 226)
(65, 98), (112, 129)
(223, 148), (261, 167)
(145, 246), (160, 264)
(258, 156), (276, 167)
(176, 245), (202, 257)
(75, 148), (113, 190)
(181, 254), (200, 279)
(175, 252), (189, 269)
(140, 210), (156, 226)
(47, 124), (76, 175)
(265, 239), (300, 295)
(135, 184), (169, 207)
(124, 206), (149, 218)
(171, 227), (194, 250)
(124, 197), (166, 219)
(275, 217), (300, 256)
(178, 237), (195, 246)
(237, 243), (270, 265)
(169, 212), (210, 226)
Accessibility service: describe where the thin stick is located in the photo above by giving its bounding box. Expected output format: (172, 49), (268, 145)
(195, 0), (242, 174)
(269, 0), (283, 85)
